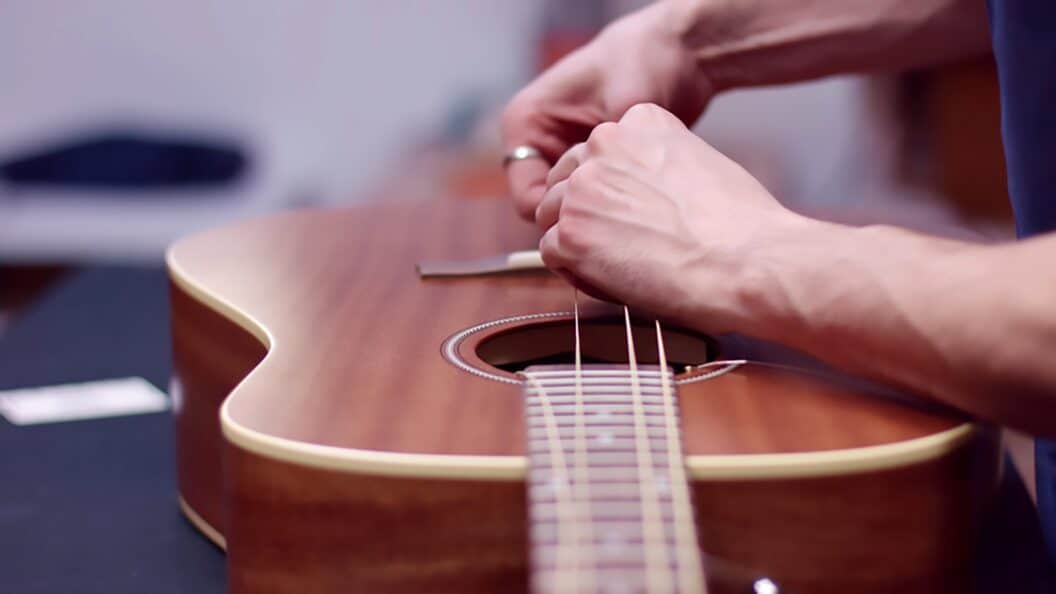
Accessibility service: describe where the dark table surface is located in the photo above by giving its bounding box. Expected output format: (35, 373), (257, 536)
(0, 266), (1051, 594)
(0, 267), (225, 594)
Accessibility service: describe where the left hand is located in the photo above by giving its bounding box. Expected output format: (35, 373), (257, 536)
(537, 102), (807, 333)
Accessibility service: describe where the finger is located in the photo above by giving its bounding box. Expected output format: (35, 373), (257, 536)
(501, 95), (554, 221)
(546, 142), (586, 189)
(506, 158), (551, 221)
(566, 275), (622, 306)
(539, 224), (620, 302)
(534, 180), (566, 232)
(538, 225), (576, 283)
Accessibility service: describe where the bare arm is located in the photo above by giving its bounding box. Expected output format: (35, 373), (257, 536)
(672, 0), (992, 91)
(737, 222), (1056, 438)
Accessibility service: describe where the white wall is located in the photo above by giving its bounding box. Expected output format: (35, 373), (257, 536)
(0, 1), (541, 204)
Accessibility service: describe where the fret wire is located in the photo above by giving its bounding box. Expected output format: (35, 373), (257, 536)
(530, 452), (672, 465)
(527, 403), (678, 414)
(526, 412), (678, 422)
(522, 370), (669, 377)
(529, 430), (676, 439)
(525, 380), (668, 388)
(534, 548), (702, 565)
(528, 431), (678, 443)
(526, 382), (668, 389)
(526, 402), (674, 412)
(527, 412), (678, 419)
(530, 466), (670, 480)
(534, 519), (675, 531)
(525, 417), (675, 428)
(529, 444), (676, 456)
(533, 532), (683, 546)
(533, 481), (675, 492)
(527, 389), (669, 397)
(526, 396), (668, 404)
(531, 502), (681, 521)
(530, 450), (674, 460)
(533, 523), (683, 543)
(532, 490), (675, 501)
(624, 306), (672, 594)
(529, 445), (677, 457)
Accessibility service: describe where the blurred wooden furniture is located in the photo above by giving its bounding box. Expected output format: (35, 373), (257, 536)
(900, 57), (1012, 223)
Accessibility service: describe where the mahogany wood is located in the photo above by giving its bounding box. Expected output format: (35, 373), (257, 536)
(225, 445), (528, 594)
(171, 282), (267, 537)
(169, 200), (1001, 594)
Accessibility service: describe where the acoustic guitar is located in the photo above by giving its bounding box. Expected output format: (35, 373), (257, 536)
(168, 199), (1000, 594)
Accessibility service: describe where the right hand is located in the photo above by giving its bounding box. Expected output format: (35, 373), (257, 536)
(500, 1), (717, 221)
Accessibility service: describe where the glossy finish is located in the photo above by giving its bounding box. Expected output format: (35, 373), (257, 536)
(169, 200), (1001, 594)
(171, 283), (266, 537)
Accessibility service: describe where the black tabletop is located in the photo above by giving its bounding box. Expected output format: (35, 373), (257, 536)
(0, 267), (225, 594)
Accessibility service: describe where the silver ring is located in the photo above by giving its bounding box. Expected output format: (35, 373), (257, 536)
(503, 145), (544, 167)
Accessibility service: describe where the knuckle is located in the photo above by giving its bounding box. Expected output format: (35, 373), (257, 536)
(622, 102), (662, 121)
(621, 102), (680, 128)
(555, 199), (595, 254)
(539, 234), (560, 265)
(540, 226), (571, 265)
(586, 121), (620, 151)
(565, 162), (598, 192)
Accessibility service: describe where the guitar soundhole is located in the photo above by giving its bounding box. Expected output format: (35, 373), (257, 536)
(475, 317), (716, 374)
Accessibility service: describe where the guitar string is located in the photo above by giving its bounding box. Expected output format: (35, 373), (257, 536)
(624, 306), (673, 594)
(656, 320), (706, 594)
(533, 294), (708, 593)
(524, 372), (580, 593)
(571, 290), (597, 592)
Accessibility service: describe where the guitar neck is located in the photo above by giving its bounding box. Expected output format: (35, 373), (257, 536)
(522, 364), (706, 594)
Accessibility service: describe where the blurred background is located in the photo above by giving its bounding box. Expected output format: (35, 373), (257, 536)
(0, 3), (1038, 593)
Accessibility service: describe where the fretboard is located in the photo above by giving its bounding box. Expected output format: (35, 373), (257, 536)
(522, 364), (706, 594)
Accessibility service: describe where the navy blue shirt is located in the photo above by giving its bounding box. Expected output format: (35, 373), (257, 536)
(988, 0), (1056, 563)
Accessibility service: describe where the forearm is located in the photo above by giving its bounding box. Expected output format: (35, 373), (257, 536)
(726, 219), (1056, 437)
(660, 0), (991, 90)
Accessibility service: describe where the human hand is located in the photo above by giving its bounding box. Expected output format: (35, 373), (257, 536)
(537, 103), (809, 334)
(501, 2), (716, 220)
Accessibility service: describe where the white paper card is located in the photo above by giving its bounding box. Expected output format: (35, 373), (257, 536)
(0, 377), (169, 425)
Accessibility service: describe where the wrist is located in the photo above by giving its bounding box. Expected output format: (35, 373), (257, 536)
(659, 0), (752, 93)
(723, 218), (978, 350)
(717, 214), (856, 342)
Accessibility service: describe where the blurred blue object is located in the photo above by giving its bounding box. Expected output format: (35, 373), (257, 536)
(0, 132), (247, 191)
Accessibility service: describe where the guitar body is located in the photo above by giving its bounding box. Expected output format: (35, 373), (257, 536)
(169, 200), (1000, 594)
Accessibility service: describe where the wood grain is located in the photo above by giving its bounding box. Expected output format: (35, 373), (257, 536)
(169, 199), (1001, 593)
(171, 201), (964, 458)
(171, 280), (267, 537)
